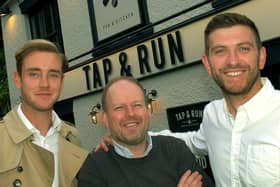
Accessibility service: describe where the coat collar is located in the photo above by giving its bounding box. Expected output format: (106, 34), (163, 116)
(58, 122), (89, 186)
(5, 107), (76, 144)
(4, 108), (33, 144)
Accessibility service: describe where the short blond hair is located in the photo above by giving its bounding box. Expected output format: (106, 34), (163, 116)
(15, 39), (68, 75)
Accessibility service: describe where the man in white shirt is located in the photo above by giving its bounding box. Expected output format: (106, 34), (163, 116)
(154, 13), (280, 186)
(0, 39), (88, 187)
(98, 13), (280, 187)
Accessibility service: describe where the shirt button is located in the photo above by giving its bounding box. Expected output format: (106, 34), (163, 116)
(17, 166), (23, 172)
(13, 179), (22, 187)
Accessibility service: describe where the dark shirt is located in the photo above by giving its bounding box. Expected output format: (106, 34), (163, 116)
(78, 135), (214, 187)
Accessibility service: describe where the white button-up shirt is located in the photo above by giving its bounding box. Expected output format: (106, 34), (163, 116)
(152, 78), (280, 187)
(17, 105), (61, 187)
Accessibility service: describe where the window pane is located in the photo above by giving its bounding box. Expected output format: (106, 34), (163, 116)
(44, 4), (55, 35)
(28, 0), (64, 52)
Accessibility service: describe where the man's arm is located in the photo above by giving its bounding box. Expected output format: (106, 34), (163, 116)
(94, 132), (112, 152)
(149, 128), (208, 156)
(95, 127), (208, 156)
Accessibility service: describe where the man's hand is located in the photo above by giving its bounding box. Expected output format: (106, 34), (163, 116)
(94, 133), (113, 152)
(177, 170), (203, 187)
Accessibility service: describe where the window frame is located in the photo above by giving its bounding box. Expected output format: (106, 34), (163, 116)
(87, 0), (151, 56)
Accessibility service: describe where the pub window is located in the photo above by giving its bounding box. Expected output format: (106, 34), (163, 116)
(19, 0), (64, 52)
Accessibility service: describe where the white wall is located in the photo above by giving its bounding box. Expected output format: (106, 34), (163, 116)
(2, 0), (30, 107)
(58, 0), (93, 65)
(148, 0), (212, 31)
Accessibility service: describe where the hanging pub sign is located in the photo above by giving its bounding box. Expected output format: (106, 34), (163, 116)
(166, 101), (209, 132)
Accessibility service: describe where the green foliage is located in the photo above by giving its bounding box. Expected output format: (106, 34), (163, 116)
(0, 48), (10, 116)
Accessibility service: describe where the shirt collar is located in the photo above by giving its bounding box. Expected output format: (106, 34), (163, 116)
(241, 78), (274, 122)
(17, 104), (62, 136)
(113, 134), (153, 158)
(224, 78), (274, 124)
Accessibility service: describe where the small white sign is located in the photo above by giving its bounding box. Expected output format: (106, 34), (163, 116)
(92, 0), (142, 42)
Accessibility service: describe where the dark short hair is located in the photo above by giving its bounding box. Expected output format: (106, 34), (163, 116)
(15, 39), (68, 75)
(101, 76), (148, 112)
(204, 12), (262, 56)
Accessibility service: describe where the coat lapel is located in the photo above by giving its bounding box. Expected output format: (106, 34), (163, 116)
(58, 126), (88, 187)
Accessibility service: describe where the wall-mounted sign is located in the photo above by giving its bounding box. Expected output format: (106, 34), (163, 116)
(60, 29), (195, 100)
(88, 0), (149, 45)
(60, 11), (209, 101)
(166, 101), (209, 132)
(166, 101), (214, 180)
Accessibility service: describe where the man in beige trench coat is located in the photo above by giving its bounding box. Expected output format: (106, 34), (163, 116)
(0, 39), (88, 187)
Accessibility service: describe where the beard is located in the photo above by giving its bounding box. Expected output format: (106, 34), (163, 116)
(210, 56), (261, 96)
(110, 119), (149, 147)
(112, 128), (148, 146)
(114, 133), (147, 146)
(213, 69), (260, 96)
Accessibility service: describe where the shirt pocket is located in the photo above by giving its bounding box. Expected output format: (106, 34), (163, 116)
(246, 144), (280, 187)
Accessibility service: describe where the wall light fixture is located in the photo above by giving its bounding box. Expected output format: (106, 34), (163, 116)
(0, 8), (11, 17)
(89, 103), (101, 124)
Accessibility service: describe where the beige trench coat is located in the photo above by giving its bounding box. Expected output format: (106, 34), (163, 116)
(0, 107), (89, 187)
